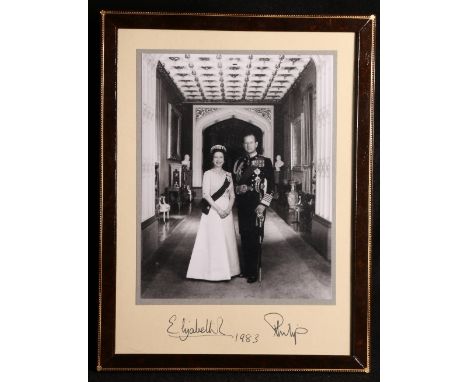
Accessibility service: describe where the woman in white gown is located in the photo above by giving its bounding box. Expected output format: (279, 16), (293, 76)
(186, 145), (241, 281)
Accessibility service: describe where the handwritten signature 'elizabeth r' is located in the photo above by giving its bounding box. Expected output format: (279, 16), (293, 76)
(167, 314), (232, 341)
(263, 312), (309, 345)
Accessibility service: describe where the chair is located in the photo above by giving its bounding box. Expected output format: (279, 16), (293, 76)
(158, 196), (170, 222)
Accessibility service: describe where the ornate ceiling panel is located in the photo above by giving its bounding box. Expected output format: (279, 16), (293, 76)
(158, 54), (312, 103)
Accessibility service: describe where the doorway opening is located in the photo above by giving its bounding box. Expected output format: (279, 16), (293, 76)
(202, 118), (263, 173)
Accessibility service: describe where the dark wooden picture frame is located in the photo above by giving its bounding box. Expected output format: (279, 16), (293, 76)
(98, 11), (376, 373)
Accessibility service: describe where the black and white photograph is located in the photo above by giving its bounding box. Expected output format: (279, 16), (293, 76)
(138, 51), (335, 303)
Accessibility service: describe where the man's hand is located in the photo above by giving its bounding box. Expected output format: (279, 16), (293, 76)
(236, 185), (248, 194)
(255, 204), (266, 216)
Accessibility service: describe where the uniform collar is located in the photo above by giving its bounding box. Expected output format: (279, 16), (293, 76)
(248, 151), (258, 159)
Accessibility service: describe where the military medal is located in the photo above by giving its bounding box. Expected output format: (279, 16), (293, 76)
(253, 168), (260, 192)
(252, 159), (265, 167)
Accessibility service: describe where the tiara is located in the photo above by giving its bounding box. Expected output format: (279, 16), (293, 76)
(210, 145), (227, 153)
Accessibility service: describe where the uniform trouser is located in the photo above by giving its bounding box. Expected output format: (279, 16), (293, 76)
(237, 191), (267, 277)
(238, 206), (266, 278)
(240, 230), (262, 277)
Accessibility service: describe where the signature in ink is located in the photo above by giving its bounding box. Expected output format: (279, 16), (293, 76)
(166, 314), (233, 341)
(263, 312), (309, 345)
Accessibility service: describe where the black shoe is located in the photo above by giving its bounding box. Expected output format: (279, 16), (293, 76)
(238, 273), (245, 278)
(247, 276), (258, 283)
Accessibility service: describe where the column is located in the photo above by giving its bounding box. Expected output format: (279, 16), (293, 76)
(141, 54), (160, 222)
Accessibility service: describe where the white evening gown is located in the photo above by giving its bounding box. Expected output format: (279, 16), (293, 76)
(186, 169), (240, 281)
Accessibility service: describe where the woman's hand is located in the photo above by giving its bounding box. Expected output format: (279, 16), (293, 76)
(217, 209), (228, 219)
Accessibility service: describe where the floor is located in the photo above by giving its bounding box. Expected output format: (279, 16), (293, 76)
(271, 200), (318, 249)
(140, 202), (332, 302)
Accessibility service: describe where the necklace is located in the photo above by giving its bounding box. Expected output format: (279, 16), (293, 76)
(212, 168), (224, 175)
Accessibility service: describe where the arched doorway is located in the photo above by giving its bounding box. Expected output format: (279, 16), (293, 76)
(192, 105), (274, 187)
(202, 119), (263, 173)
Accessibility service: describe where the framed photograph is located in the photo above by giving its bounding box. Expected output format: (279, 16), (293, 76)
(167, 103), (182, 161)
(290, 113), (304, 168)
(98, 11), (376, 372)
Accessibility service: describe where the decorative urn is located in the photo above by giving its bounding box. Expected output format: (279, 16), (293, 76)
(286, 181), (299, 209)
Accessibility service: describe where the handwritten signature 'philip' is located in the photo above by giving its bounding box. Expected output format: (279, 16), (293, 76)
(263, 312), (309, 345)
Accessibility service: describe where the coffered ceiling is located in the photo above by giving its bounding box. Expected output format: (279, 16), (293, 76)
(158, 53), (312, 103)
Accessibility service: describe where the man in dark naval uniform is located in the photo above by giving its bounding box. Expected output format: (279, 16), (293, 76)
(233, 134), (274, 283)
